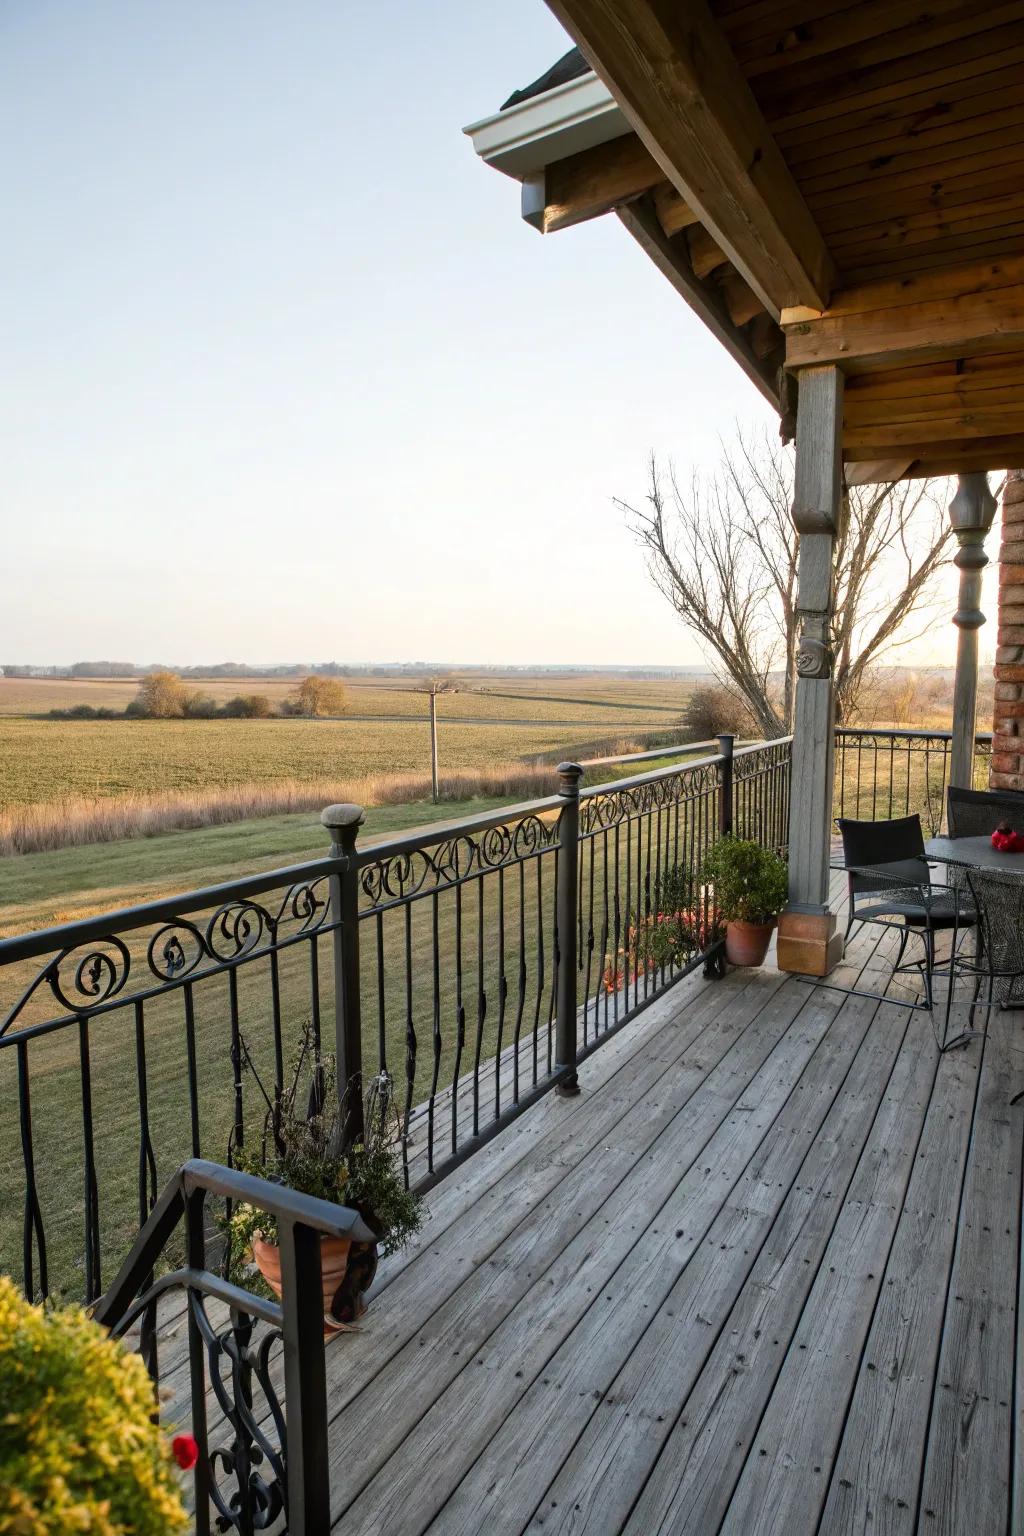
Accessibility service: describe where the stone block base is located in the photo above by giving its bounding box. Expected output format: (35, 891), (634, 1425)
(776, 907), (844, 978)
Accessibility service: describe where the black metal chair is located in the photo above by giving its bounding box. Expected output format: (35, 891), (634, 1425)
(838, 814), (975, 1014)
(946, 784), (1024, 838)
(955, 865), (1024, 1017)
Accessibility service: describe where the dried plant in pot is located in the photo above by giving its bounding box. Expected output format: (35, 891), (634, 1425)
(224, 1027), (421, 1337)
(702, 836), (789, 967)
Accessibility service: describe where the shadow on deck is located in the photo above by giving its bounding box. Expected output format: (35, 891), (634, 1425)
(163, 871), (1024, 1534)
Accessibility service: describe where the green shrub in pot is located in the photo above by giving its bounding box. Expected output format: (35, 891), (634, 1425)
(702, 836), (788, 965)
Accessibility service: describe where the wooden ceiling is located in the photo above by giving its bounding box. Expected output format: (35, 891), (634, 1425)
(521, 0), (1024, 479)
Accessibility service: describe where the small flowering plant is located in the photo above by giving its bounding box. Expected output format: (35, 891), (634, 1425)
(0, 1273), (189, 1532)
(602, 864), (722, 991)
(225, 1026), (421, 1291)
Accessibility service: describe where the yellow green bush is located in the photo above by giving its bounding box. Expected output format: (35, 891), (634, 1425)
(0, 1275), (188, 1534)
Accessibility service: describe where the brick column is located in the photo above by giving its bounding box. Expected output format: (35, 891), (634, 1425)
(991, 470), (1024, 790)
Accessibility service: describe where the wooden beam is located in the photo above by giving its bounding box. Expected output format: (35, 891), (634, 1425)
(615, 200), (779, 407)
(652, 181), (699, 238)
(522, 134), (667, 234)
(544, 0), (836, 316)
(784, 257), (1024, 373)
(843, 458), (914, 486)
(845, 433), (1024, 467)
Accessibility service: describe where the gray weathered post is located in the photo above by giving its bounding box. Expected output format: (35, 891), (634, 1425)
(321, 803), (365, 1147)
(776, 364), (845, 977)
(555, 762), (583, 1096)
(717, 733), (735, 837)
(948, 473), (997, 790)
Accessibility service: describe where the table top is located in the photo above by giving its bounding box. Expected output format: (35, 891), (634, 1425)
(925, 834), (1024, 872)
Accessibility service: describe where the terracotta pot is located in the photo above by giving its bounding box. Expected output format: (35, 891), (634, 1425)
(252, 1234), (377, 1337)
(724, 918), (775, 967)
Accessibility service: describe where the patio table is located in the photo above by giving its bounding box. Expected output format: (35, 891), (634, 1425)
(925, 834), (1024, 874)
(926, 834), (1024, 1033)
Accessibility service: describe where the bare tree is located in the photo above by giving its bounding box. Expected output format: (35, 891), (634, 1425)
(619, 436), (952, 735)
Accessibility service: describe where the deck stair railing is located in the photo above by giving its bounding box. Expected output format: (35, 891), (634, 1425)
(94, 1157), (374, 1535)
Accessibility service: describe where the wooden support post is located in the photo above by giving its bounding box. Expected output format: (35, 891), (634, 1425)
(777, 365), (845, 978)
(555, 763), (583, 1096)
(322, 803), (365, 1148)
(948, 473), (996, 791)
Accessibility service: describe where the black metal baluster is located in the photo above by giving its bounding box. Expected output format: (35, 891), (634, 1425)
(582, 834), (595, 1045)
(78, 1017), (101, 1302)
(451, 884), (466, 1155)
(532, 856), (545, 1087)
(623, 816), (633, 1015)
(183, 980), (202, 1158)
(612, 823), (622, 1024)
(402, 899), (415, 1182)
(309, 936), (322, 1061)
(513, 860), (527, 1104)
(375, 910), (387, 1076)
(472, 874), (486, 1137)
(546, 849), (557, 1078)
(268, 943), (284, 1102)
(495, 865), (507, 1119)
(599, 827), (610, 1032)
(133, 999), (159, 1378)
(16, 1039), (47, 1302)
(227, 969), (244, 1157)
(428, 892), (441, 1175)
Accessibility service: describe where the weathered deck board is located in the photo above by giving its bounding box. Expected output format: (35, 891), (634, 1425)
(915, 1005), (1024, 1534)
(425, 923), (897, 1536)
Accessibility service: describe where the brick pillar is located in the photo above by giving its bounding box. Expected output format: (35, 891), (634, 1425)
(991, 470), (1024, 790)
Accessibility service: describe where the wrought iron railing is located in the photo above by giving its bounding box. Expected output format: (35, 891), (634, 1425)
(0, 860), (343, 1306)
(833, 727), (993, 835)
(0, 735), (792, 1305)
(353, 735), (792, 1188)
(94, 1158), (375, 1534)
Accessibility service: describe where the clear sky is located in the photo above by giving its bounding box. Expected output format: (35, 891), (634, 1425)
(2, 2), (978, 669)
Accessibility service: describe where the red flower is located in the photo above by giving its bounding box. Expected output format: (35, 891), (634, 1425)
(172, 1434), (200, 1470)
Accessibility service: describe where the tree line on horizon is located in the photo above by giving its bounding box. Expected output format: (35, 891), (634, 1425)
(46, 671), (347, 722)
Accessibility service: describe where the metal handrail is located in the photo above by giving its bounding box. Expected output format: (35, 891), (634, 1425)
(95, 1159), (373, 1535)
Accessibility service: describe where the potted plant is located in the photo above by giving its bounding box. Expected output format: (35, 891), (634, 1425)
(0, 1273), (190, 1532)
(703, 836), (788, 966)
(226, 1029), (421, 1335)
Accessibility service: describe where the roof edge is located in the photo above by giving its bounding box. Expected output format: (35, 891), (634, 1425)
(463, 70), (625, 179)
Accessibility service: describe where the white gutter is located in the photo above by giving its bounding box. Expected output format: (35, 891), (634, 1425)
(463, 71), (625, 179)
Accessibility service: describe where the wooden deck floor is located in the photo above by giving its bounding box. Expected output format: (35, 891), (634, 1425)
(153, 872), (1024, 1534)
(302, 874), (1023, 1536)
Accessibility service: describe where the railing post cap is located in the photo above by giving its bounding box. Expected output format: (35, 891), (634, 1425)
(321, 803), (365, 830)
(557, 761), (584, 778)
(557, 762), (584, 794)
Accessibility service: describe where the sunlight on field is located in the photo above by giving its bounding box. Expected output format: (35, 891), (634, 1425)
(0, 716), (618, 807)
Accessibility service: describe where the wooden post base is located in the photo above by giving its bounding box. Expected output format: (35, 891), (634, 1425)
(776, 907), (843, 978)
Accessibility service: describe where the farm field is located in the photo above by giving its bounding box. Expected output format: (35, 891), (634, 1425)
(0, 672), (691, 722)
(0, 716), (620, 806)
